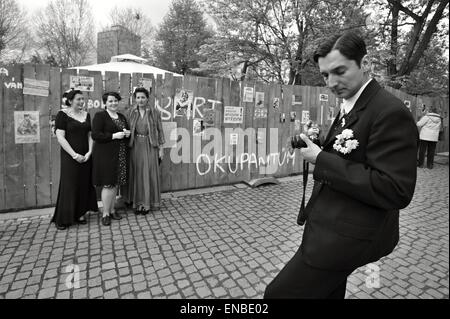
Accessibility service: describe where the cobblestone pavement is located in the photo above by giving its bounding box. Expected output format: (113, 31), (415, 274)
(0, 164), (448, 299)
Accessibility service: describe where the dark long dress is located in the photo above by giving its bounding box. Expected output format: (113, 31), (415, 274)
(52, 111), (98, 227)
(129, 114), (161, 210)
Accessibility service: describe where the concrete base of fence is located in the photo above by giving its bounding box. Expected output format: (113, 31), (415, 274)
(435, 152), (449, 165)
(244, 177), (280, 188)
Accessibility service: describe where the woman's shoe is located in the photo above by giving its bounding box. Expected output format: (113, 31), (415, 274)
(134, 208), (142, 215)
(56, 224), (67, 230)
(102, 216), (111, 226)
(111, 212), (122, 220)
(142, 210), (150, 216)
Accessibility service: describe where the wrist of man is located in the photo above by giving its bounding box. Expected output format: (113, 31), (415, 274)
(72, 153), (79, 160)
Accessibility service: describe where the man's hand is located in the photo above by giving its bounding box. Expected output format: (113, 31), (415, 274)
(299, 134), (322, 164)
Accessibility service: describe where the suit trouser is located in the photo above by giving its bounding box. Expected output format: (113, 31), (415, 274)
(418, 140), (437, 168)
(264, 247), (354, 299)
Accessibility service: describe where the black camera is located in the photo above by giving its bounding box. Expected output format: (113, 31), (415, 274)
(291, 121), (321, 149)
(291, 135), (321, 149)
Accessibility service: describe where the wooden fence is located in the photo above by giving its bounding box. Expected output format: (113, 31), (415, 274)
(0, 64), (448, 212)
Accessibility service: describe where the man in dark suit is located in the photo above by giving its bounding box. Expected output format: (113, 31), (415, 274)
(264, 31), (418, 299)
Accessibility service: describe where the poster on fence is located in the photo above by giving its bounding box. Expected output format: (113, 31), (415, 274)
(292, 95), (303, 106)
(162, 122), (177, 149)
(174, 89), (194, 118)
(301, 110), (310, 124)
(23, 78), (50, 97)
(15, 111), (40, 144)
(243, 87), (254, 103)
(70, 76), (95, 92)
(254, 92), (267, 118)
(224, 106), (244, 124)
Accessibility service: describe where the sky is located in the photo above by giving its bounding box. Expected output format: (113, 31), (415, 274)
(17, 0), (171, 29)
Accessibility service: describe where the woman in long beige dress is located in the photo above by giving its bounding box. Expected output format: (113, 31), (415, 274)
(127, 88), (165, 215)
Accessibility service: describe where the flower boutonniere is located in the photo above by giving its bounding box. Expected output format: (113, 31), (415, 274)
(333, 129), (359, 155)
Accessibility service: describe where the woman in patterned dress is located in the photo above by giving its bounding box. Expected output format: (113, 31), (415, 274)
(92, 92), (131, 226)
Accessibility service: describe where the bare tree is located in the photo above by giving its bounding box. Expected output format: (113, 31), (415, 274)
(34, 0), (96, 67)
(107, 6), (156, 61)
(0, 0), (29, 63)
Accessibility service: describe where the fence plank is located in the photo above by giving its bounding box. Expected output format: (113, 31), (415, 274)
(22, 64), (37, 207)
(0, 69), (5, 209)
(4, 64), (25, 209)
(184, 75), (198, 190)
(160, 73), (174, 193)
(279, 85), (293, 177)
(49, 67), (61, 204)
(171, 76), (188, 191)
(86, 71), (104, 125)
(195, 77), (216, 189)
(105, 71), (120, 96)
(34, 64), (51, 206)
(120, 73), (132, 113)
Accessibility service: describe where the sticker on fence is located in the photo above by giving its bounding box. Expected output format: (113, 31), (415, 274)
(23, 78), (50, 97)
(243, 87), (254, 103)
(301, 111), (310, 124)
(224, 106), (244, 124)
(319, 94), (329, 102)
(193, 119), (205, 136)
(273, 98), (280, 110)
(14, 111), (40, 144)
(203, 109), (215, 127)
(230, 133), (239, 145)
(70, 76), (94, 92)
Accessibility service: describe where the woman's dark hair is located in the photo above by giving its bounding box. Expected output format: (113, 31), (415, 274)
(102, 92), (122, 104)
(313, 31), (367, 67)
(65, 90), (83, 107)
(133, 87), (150, 99)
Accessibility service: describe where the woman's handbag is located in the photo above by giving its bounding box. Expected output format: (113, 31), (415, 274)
(438, 118), (445, 141)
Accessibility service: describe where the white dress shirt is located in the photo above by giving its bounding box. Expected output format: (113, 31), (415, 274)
(340, 78), (373, 117)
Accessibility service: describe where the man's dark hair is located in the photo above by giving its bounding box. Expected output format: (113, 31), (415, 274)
(313, 31), (367, 67)
(133, 87), (151, 99)
(65, 90), (83, 106)
(102, 92), (122, 104)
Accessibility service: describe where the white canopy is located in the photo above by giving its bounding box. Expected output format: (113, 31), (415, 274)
(70, 54), (180, 77)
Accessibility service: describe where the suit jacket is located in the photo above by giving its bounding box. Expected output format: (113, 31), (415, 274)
(300, 80), (418, 271)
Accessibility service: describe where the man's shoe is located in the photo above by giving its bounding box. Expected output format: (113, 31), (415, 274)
(78, 216), (87, 225)
(134, 209), (142, 215)
(111, 212), (122, 220)
(102, 216), (111, 226)
(56, 224), (67, 230)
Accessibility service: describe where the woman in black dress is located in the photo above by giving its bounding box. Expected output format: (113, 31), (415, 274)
(52, 90), (98, 230)
(92, 92), (130, 226)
